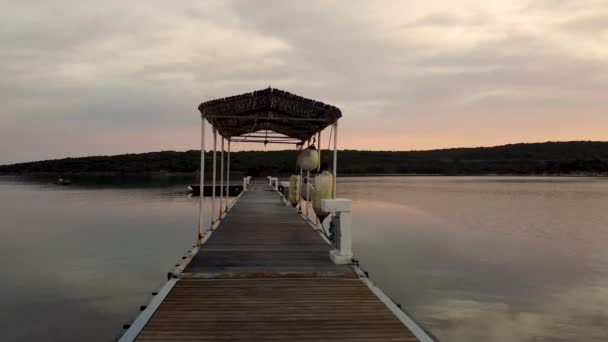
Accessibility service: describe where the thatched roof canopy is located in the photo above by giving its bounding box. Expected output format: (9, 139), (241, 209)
(198, 88), (342, 142)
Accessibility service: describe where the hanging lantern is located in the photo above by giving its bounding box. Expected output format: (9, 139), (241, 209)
(297, 145), (319, 171)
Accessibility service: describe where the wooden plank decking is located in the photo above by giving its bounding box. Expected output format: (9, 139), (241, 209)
(182, 186), (355, 279)
(135, 279), (417, 342)
(121, 182), (430, 342)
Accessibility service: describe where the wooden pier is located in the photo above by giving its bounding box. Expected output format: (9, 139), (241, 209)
(119, 183), (434, 342)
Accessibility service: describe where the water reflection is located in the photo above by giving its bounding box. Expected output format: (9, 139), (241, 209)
(0, 176), (212, 342)
(421, 282), (608, 341)
(342, 177), (608, 341)
(1, 176), (607, 341)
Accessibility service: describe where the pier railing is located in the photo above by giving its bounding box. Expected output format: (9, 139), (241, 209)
(272, 176), (353, 265)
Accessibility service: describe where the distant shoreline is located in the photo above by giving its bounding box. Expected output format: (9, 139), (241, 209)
(342, 173), (608, 177)
(1, 172), (606, 178)
(2, 141), (607, 176)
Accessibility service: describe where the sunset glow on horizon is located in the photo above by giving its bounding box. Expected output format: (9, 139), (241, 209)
(1, 0), (607, 163)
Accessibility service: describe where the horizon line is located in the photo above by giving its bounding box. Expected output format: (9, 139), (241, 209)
(3, 140), (607, 166)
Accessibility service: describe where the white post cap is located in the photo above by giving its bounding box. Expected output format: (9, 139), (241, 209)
(320, 198), (352, 212)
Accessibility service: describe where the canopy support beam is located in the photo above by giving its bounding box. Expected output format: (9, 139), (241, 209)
(197, 118), (206, 245)
(211, 127), (217, 226)
(333, 121), (338, 198)
(220, 138), (225, 218)
(226, 140), (231, 213)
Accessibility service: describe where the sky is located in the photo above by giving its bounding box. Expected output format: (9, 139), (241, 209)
(1, 0), (607, 164)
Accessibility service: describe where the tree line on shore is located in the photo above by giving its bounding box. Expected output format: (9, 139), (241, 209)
(1, 141), (607, 176)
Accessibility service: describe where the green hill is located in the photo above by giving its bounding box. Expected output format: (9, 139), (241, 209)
(1, 141), (607, 176)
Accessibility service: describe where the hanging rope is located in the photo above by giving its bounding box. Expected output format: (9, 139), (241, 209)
(241, 116), (258, 142)
(294, 142), (303, 173)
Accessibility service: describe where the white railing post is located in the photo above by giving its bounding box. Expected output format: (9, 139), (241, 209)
(321, 198), (353, 264)
(280, 181), (290, 205)
(268, 177), (277, 190)
(280, 181), (290, 194)
(242, 176), (251, 191)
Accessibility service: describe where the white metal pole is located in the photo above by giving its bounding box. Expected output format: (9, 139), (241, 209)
(333, 122), (338, 198)
(220, 137), (224, 218)
(212, 127), (217, 225)
(226, 140), (230, 212)
(305, 139), (311, 218)
(197, 119), (206, 245)
(306, 170), (310, 218)
(298, 167), (303, 213)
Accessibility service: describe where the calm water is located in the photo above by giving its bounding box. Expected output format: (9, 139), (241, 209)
(1, 176), (607, 341)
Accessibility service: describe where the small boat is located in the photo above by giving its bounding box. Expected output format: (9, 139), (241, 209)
(187, 185), (243, 196)
(56, 178), (72, 185)
(187, 185), (200, 194)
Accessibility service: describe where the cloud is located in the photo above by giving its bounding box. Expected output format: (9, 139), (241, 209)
(559, 13), (608, 33)
(0, 0), (606, 163)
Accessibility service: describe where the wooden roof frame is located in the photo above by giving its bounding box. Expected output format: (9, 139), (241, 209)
(198, 88), (342, 142)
